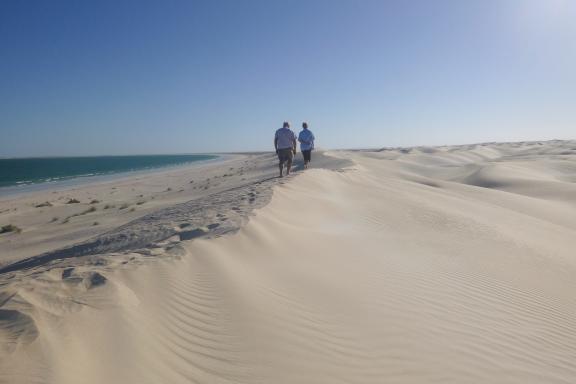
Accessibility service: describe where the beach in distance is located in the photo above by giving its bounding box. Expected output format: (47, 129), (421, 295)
(0, 152), (266, 266)
(1, 140), (576, 383)
(0, 154), (219, 190)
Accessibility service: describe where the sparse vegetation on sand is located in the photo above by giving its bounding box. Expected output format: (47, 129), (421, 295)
(0, 224), (21, 234)
(66, 198), (81, 204)
(90, 199), (100, 204)
(62, 206), (97, 223)
(35, 201), (53, 208)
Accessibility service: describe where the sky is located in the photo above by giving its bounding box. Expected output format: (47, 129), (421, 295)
(1, 0), (575, 157)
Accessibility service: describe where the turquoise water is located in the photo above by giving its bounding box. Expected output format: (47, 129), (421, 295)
(0, 154), (218, 188)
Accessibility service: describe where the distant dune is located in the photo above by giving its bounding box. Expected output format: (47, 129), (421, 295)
(1, 141), (576, 383)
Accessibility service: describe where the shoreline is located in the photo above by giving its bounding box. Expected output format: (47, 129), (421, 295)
(0, 153), (256, 265)
(0, 154), (231, 199)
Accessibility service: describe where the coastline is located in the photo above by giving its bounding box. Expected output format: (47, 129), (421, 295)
(0, 154), (228, 198)
(0, 153), (252, 265)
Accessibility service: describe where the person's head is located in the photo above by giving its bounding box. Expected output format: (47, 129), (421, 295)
(302, 122), (308, 130)
(283, 121), (290, 129)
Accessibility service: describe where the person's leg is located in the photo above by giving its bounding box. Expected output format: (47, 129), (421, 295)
(277, 150), (286, 177)
(286, 150), (294, 175)
(303, 150), (311, 169)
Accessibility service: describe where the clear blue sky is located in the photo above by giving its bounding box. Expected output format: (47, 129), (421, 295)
(1, 0), (574, 157)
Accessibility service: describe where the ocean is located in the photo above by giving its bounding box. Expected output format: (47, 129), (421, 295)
(0, 154), (218, 189)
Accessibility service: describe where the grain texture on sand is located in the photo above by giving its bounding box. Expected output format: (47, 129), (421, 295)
(2, 141), (576, 383)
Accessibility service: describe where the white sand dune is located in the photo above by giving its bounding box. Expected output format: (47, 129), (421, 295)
(1, 141), (576, 383)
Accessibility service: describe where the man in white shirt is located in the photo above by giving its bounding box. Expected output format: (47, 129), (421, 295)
(298, 122), (315, 169)
(274, 121), (297, 177)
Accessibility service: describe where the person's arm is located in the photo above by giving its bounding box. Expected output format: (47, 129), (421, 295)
(292, 133), (297, 154)
(274, 136), (278, 153)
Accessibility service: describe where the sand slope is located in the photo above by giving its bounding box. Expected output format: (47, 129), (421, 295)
(2, 141), (576, 383)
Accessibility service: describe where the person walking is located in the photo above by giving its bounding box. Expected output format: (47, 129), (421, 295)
(298, 122), (315, 169)
(274, 121), (297, 177)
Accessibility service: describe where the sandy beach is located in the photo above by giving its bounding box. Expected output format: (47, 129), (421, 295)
(2, 140), (576, 383)
(0, 154), (269, 267)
